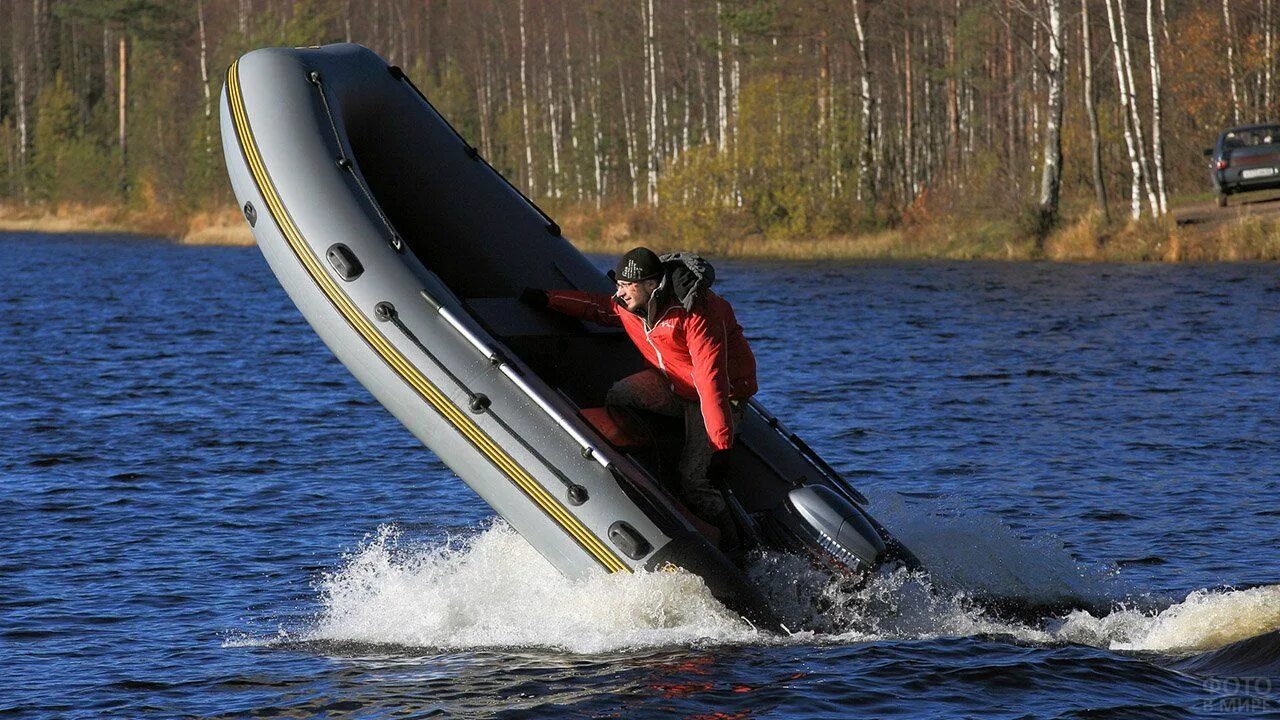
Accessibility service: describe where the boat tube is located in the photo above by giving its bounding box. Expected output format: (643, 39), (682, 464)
(220, 43), (919, 630)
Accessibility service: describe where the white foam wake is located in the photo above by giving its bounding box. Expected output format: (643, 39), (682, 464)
(1057, 585), (1280, 653)
(307, 523), (759, 653)
(240, 514), (1280, 657)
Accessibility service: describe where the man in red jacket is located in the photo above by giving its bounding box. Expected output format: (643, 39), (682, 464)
(522, 247), (757, 547)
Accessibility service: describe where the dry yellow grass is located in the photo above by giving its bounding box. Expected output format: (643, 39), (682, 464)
(5, 199), (1280, 262)
(181, 207), (254, 246)
(559, 203), (916, 260)
(0, 202), (257, 245)
(0, 203), (138, 235)
(1043, 210), (1104, 261)
(566, 228), (906, 260)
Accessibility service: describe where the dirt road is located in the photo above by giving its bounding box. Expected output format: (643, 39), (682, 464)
(1173, 189), (1280, 232)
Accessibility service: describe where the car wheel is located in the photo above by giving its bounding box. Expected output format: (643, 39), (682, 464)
(1216, 193), (1228, 208)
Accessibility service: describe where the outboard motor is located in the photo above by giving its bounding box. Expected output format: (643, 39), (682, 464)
(766, 485), (889, 574)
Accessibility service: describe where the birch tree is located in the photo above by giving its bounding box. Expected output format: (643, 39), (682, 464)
(1144, 0), (1167, 215)
(852, 0), (875, 206)
(1038, 0), (1065, 229)
(1104, 0), (1144, 219)
(197, 0), (212, 157)
(644, 0), (659, 206)
(518, 0), (535, 196)
(1114, 0), (1158, 215)
(1222, 0), (1240, 124)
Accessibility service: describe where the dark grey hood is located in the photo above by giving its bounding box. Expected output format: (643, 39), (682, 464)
(660, 252), (716, 311)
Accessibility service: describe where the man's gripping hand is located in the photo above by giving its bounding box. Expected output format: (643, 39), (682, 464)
(519, 287), (549, 310)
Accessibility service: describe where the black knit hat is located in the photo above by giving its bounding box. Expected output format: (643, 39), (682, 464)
(610, 247), (664, 282)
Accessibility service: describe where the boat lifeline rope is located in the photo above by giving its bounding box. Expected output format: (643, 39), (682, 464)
(373, 300), (589, 506)
(307, 70), (405, 254)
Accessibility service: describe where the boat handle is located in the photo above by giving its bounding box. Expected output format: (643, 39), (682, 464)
(421, 290), (612, 469)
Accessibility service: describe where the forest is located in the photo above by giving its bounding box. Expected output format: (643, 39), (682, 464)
(0, 0), (1277, 258)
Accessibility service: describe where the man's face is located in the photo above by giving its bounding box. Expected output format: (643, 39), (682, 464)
(614, 278), (658, 313)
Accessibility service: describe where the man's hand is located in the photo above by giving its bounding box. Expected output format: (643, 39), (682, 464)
(519, 287), (549, 310)
(707, 448), (732, 486)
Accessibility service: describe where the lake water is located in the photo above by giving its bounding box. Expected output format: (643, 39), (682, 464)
(3, 232), (1279, 718)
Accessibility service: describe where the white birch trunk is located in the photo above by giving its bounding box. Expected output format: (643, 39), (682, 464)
(118, 35), (127, 187)
(853, 0), (874, 203)
(921, 32), (932, 185)
(946, 0), (960, 182)
(645, 0), (660, 206)
(1104, 0), (1143, 219)
(681, 79), (690, 162)
(590, 25), (605, 208)
(518, 0), (536, 196)
(658, 22), (670, 163)
(543, 21), (561, 199)
(16, 54), (28, 197)
(874, 73), (885, 192)
(1145, 0), (1168, 215)
(620, 64), (639, 206)
(903, 1), (914, 197)
(477, 69), (491, 160)
(1038, 0), (1065, 222)
(1264, 0), (1274, 114)
(1004, 0), (1016, 176)
(1115, 0), (1158, 215)
(716, 1), (728, 154)
(682, 3), (693, 158)
(478, 24), (493, 159)
(563, 22), (580, 201)
(1031, 21), (1040, 163)
(1223, 0), (1241, 124)
(197, 0), (213, 156)
(696, 22), (710, 147)
(731, 29), (741, 206)
(773, 37), (781, 148)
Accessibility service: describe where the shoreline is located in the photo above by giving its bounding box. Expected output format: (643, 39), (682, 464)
(4, 200), (1279, 262)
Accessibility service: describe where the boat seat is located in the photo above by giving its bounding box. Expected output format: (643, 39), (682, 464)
(579, 406), (651, 449)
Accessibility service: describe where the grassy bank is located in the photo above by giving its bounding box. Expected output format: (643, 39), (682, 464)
(557, 193), (1280, 262)
(0, 203), (255, 246)
(5, 198), (1280, 261)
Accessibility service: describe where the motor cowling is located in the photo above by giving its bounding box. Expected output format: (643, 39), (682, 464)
(787, 485), (887, 570)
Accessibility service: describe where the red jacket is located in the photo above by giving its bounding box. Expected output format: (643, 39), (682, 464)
(547, 288), (757, 450)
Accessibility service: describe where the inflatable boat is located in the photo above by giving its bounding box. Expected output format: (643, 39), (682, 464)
(220, 44), (918, 630)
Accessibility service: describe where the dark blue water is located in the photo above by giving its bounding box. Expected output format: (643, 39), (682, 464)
(4, 232), (1279, 719)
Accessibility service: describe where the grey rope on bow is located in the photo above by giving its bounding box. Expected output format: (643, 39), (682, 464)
(307, 70), (404, 254)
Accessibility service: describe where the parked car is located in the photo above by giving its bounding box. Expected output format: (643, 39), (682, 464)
(1205, 123), (1280, 207)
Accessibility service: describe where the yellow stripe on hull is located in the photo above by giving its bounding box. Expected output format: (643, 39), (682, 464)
(224, 58), (628, 574)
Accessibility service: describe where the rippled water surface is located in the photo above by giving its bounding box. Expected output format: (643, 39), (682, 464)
(4, 232), (1280, 718)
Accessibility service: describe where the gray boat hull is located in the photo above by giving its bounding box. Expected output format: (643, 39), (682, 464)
(220, 43), (915, 630)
